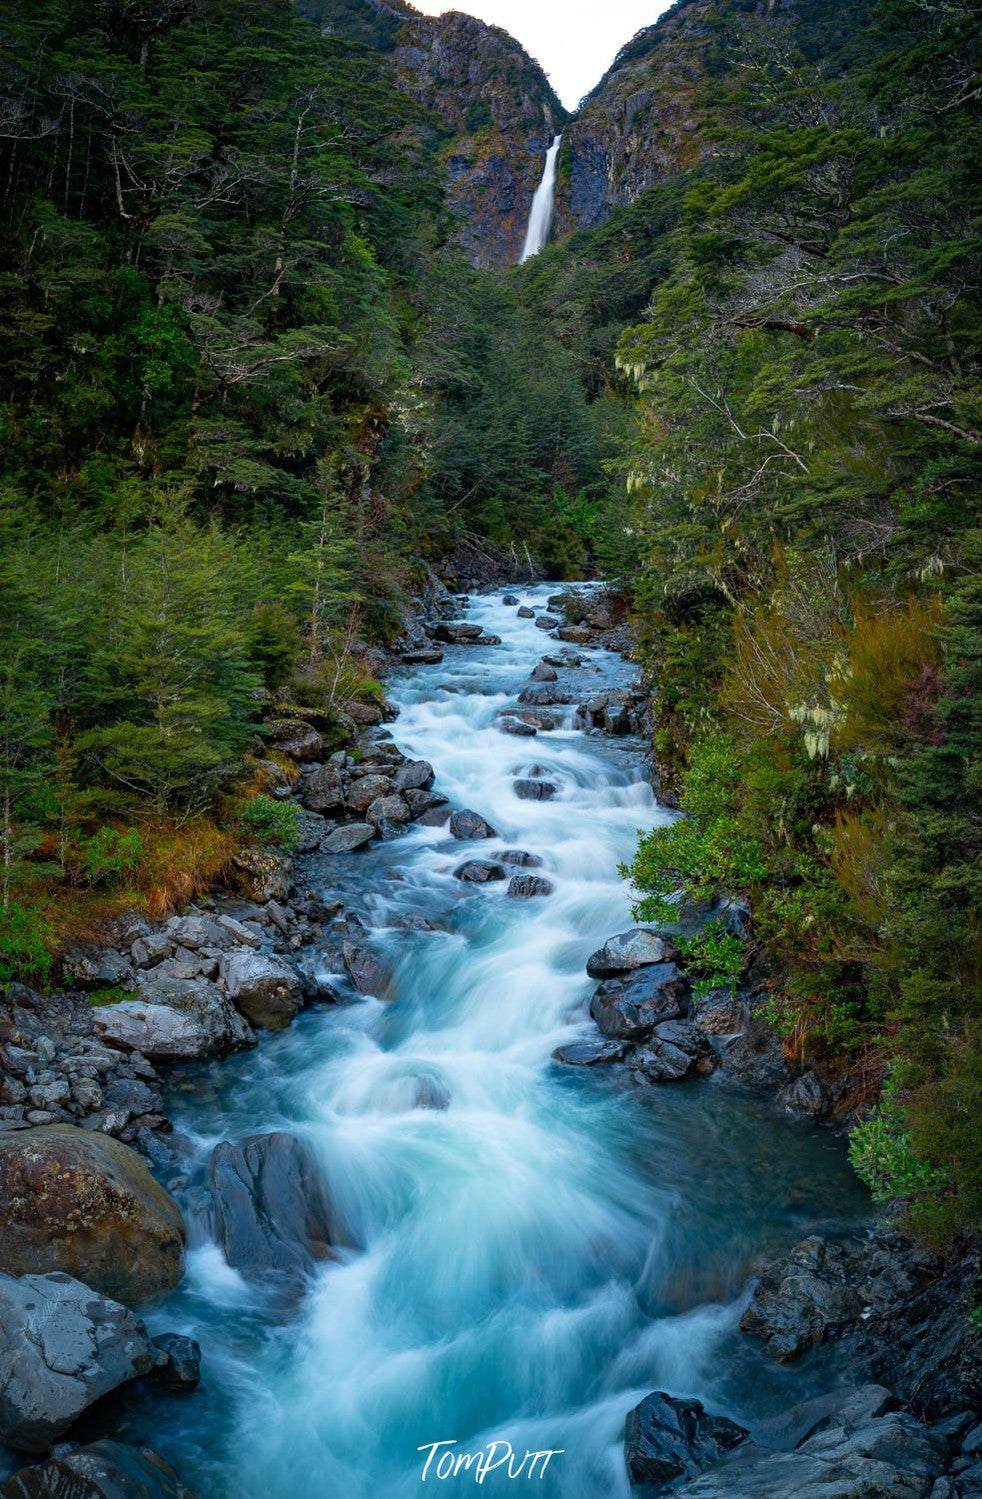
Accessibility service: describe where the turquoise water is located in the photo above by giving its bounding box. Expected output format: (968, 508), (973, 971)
(137, 589), (870, 1497)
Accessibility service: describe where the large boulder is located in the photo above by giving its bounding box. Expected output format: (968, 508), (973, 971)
(0, 1272), (158, 1452)
(740, 1236), (867, 1360)
(0, 1441), (197, 1498)
(94, 979), (254, 1063)
(631, 1019), (719, 1083)
(625, 1391), (748, 1490)
(586, 928), (677, 979)
(671, 1399), (944, 1499)
(220, 951), (301, 1031)
(345, 773), (393, 813)
(208, 1133), (336, 1290)
(0, 1127), (184, 1304)
(590, 964), (690, 1041)
(449, 809), (498, 840)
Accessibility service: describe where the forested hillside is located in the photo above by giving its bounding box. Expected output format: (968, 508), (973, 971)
(0, 0), (979, 1245)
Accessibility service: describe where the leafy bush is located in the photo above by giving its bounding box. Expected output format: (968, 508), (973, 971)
(677, 923), (746, 997)
(78, 827), (144, 888)
(849, 1075), (949, 1205)
(238, 795), (301, 851)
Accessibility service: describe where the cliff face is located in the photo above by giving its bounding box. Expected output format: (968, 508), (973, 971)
(554, 0), (875, 236)
(300, 0), (566, 266)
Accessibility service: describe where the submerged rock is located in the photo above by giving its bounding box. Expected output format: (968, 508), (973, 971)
(586, 928), (677, 979)
(499, 716), (537, 737)
(500, 850), (544, 867)
(449, 809), (498, 840)
(590, 964), (690, 1041)
(208, 1132), (336, 1290)
(0, 1126), (185, 1303)
(625, 1391), (748, 1490)
(0, 1271), (158, 1452)
(0, 1440), (199, 1497)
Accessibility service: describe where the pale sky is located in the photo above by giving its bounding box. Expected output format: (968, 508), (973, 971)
(412, 1), (673, 109)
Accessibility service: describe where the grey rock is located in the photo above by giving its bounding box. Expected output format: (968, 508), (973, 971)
(517, 685), (573, 707)
(691, 988), (748, 1036)
(103, 1079), (163, 1117)
(0, 1440), (198, 1498)
(150, 1333), (201, 1392)
(94, 984), (253, 1063)
(499, 716), (537, 737)
(367, 794), (411, 829)
(391, 759), (435, 792)
(214, 913), (261, 948)
(552, 1039), (631, 1066)
(220, 951), (301, 1031)
(130, 933), (174, 970)
(403, 788), (448, 817)
(750, 1385), (895, 1453)
(625, 1391), (748, 1489)
(208, 1133), (335, 1290)
(720, 1016), (793, 1094)
(514, 778), (557, 801)
(341, 943), (391, 998)
(500, 850), (544, 867)
(535, 614), (559, 630)
(346, 773), (393, 813)
(777, 1070), (832, 1119)
(590, 964), (690, 1040)
(322, 822), (375, 854)
(449, 809), (498, 840)
(0, 1271), (157, 1452)
(740, 1235), (867, 1360)
(586, 928), (677, 979)
(454, 861), (507, 883)
(165, 915), (228, 950)
(631, 1019), (718, 1082)
(517, 607), (535, 619)
(506, 875), (554, 899)
(530, 662), (558, 681)
(301, 763), (347, 815)
(399, 646), (444, 665)
(61, 950), (134, 993)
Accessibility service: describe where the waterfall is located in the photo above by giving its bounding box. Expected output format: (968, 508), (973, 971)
(519, 134), (562, 263)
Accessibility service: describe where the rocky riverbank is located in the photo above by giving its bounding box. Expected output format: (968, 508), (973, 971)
(0, 586), (975, 1498)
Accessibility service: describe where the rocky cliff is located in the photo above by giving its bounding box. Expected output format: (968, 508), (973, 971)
(298, 0), (566, 266)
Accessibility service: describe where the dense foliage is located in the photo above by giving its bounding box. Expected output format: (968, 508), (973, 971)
(616, 0), (980, 1243)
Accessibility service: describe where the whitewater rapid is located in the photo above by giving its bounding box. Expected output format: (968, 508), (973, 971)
(148, 588), (869, 1497)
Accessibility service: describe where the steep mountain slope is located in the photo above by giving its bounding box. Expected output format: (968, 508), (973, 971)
(298, 0), (565, 265)
(554, 0), (877, 234)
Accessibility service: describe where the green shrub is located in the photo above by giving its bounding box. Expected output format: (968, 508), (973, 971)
(78, 827), (144, 887)
(677, 923), (746, 998)
(238, 794), (301, 851)
(0, 902), (52, 985)
(849, 1075), (949, 1204)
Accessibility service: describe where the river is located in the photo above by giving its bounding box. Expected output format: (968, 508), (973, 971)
(134, 586), (869, 1497)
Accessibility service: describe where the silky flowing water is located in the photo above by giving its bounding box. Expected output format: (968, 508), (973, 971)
(133, 588), (869, 1497)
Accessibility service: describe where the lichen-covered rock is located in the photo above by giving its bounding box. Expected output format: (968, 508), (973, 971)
(0, 1272), (158, 1452)
(0, 1126), (185, 1303)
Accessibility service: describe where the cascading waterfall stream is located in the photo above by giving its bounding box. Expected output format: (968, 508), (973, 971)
(520, 135), (562, 262)
(141, 588), (870, 1499)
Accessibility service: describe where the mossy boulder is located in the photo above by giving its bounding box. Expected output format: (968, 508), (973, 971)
(0, 1126), (185, 1304)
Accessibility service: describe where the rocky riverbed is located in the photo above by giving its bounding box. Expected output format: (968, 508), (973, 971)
(0, 586), (977, 1499)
